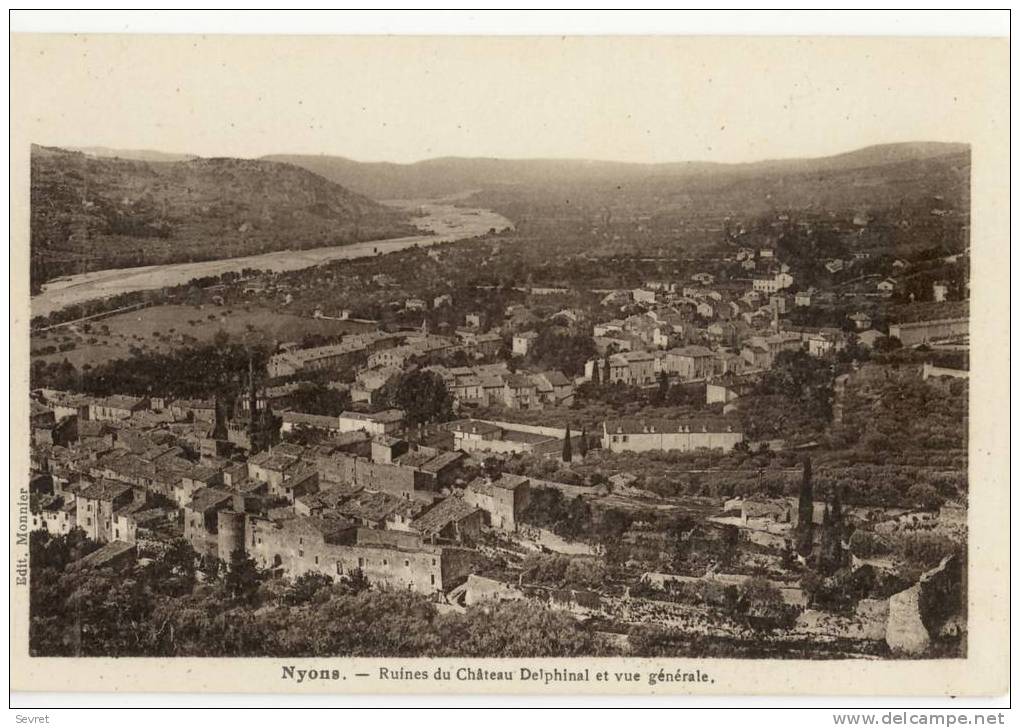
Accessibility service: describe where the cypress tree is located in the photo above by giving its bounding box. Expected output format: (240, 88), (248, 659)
(818, 503), (835, 574)
(591, 359), (601, 385)
(657, 370), (670, 402)
(562, 424), (573, 463)
(796, 456), (814, 557)
(831, 486), (847, 568)
(578, 426), (589, 457)
(831, 486), (843, 524)
(603, 356), (612, 385)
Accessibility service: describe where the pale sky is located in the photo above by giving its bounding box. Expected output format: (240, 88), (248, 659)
(11, 34), (1006, 165)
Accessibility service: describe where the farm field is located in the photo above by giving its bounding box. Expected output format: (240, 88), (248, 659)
(29, 303), (374, 369)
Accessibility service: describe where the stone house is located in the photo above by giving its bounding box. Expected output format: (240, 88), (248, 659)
(75, 479), (142, 544)
(463, 475), (531, 532)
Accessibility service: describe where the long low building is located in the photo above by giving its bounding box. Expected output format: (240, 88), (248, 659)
(888, 317), (968, 347)
(601, 417), (743, 453)
(445, 419), (578, 458)
(337, 409), (405, 435)
(267, 332), (402, 377)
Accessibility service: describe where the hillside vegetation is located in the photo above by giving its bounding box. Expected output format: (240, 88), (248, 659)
(30, 145), (416, 291)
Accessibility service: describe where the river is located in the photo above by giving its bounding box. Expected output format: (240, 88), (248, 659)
(32, 201), (512, 317)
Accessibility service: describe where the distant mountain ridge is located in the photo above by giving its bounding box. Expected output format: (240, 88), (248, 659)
(67, 146), (199, 163)
(30, 145), (414, 290)
(74, 141), (969, 200)
(265, 142), (970, 199)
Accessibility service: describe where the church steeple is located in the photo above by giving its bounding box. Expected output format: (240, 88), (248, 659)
(244, 357), (280, 454)
(209, 396), (228, 441)
(248, 357), (258, 430)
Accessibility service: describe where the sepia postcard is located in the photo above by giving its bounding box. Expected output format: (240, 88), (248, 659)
(9, 31), (1010, 697)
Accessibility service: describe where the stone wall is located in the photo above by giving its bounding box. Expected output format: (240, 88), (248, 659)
(248, 517), (447, 593)
(318, 452), (433, 497)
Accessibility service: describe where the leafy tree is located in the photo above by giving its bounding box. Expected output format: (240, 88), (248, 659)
(480, 456), (503, 481)
(35, 342), (271, 400)
(380, 370), (453, 426)
(559, 496), (594, 542)
(873, 335), (903, 353)
(849, 530), (890, 559)
(343, 567), (370, 594)
(29, 528), (101, 570)
(530, 329), (596, 377)
(520, 487), (569, 530)
(286, 382), (351, 417)
(890, 532), (961, 572)
(286, 573), (334, 605)
(738, 576), (783, 609)
(907, 483), (945, 510)
(756, 350), (834, 423)
(654, 370), (670, 404)
(224, 549), (265, 604)
(141, 538), (198, 596)
(596, 508), (633, 545)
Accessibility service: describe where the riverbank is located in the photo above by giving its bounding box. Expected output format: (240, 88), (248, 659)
(31, 201), (512, 318)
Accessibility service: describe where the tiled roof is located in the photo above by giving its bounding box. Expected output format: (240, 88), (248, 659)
(540, 370), (570, 386)
(411, 496), (480, 536)
(296, 487), (356, 512)
(669, 345), (713, 358)
(186, 487), (234, 513)
(335, 490), (422, 523)
(339, 409), (404, 424)
(282, 411), (339, 429)
(278, 514), (357, 541)
(71, 540), (135, 569)
(79, 479), (133, 502)
(420, 451), (464, 473)
(466, 474), (529, 496)
(93, 395), (147, 411)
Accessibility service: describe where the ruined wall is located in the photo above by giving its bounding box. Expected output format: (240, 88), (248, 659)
(440, 546), (480, 589)
(464, 574), (524, 606)
(319, 453), (358, 484)
(248, 518), (446, 593)
(317, 453), (426, 497)
(355, 459), (417, 498)
(183, 507), (218, 558)
(217, 510), (246, 563)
